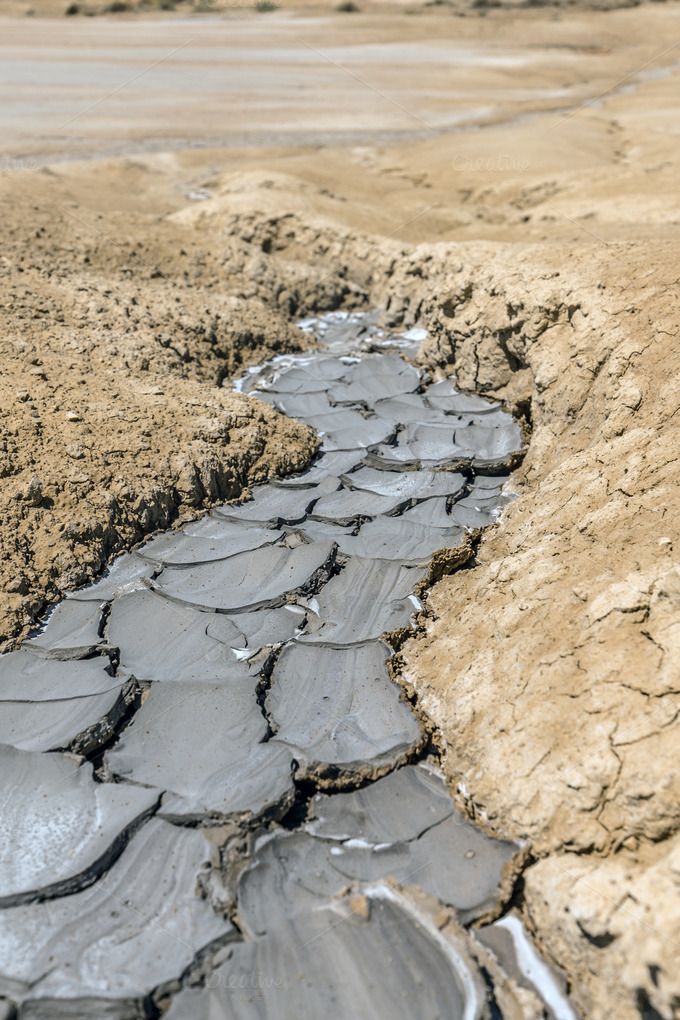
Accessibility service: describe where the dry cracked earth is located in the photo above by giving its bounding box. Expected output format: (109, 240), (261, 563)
(1, 2), (680, 1018)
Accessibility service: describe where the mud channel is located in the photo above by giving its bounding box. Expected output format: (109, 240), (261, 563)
(0, 312), (576, 1020)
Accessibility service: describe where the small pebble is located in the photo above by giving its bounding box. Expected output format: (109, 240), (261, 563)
(25, 477), (44, 506)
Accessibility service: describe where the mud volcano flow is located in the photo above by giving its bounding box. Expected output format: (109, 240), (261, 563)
(0, 312), (576, 1019)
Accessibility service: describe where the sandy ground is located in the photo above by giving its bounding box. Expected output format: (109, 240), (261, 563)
(1, 2), (680, 1016)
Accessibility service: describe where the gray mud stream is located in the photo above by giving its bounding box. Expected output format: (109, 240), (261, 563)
(0, 313), (576, 1020)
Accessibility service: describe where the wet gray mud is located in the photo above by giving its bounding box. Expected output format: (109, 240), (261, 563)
(0, 313), (576, 1020)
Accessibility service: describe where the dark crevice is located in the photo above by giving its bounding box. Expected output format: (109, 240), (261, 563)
(577, 922), (617, 949)
(151, 927), (244, 1016)
(277, 776), (319, 830)
(254, 647), (281, 741)
(636, 988), (666, 1020)
(66, 677), (146, 768)
(480, 966), (505, 1020)
(86, 678), (150, 778)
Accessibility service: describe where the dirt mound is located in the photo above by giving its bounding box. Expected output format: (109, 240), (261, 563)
(0, 179), (319, 650)
(397, 241), (680, 1020)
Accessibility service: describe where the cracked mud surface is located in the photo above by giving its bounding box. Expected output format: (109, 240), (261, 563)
(0, 313), (576, 1019)
(2, 4), (680, 1016)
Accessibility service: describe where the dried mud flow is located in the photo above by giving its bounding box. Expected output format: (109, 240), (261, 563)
(1, 193), (679, 1020)
(1, 4), (680, 1017)
(0, 313), (576, 1020)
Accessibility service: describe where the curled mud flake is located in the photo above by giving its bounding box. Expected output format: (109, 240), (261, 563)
(329, 376), (416, 406)
(208, 605), (306, 652)
(136, 521), (281, 566)
(328, 356), (421, 406)
(331, 815), (518, 925)
(212, 481), (337, 527)
(256, 389), (335, 419)
(364, 439), (424, 469)
(107, 589), (251, 683)
(25, 600), (105, 660)
(0, 649), (136, 753)
(424, 380), (502, 415)
(340, 465), (466, 502)
(476, 912), (578, 1020)
(180, 515), (263, 540)
(307, 764), (455, 843)
(272, 450), (364, 487)
(0, 651), (120, 702)
(266, 640), (421, 776)
(309, 486), (404, 524)
(453, 422), (524, 465)
(335, 515), (466, 563)
(302, 408), (370, 433)
(286, 517), (358, 546)
(401, 496), (463, 528)
(373, 392), (447, 425)
(307, 765), (519, 923)
(235, 830), (345, 937)
(0, 819), (232, 1003)
(298, 556), (427, 645)
(167, 881), (485, 1020)
(449, 502), (505, 530)
(0, 678), (137, 755)
(460, 409), (518, 430)
(455, 486), (514, 518)
(402, 423), (470, 465)
(0, 746), (158, 907)
(257, 359), (348, 395)
(472, 473), (511, 490)
(365, 421), (501, 471)
(310, 467), (467, 529)
(319, 416), (396, 453)
(104, 681), (295, 823)
(66, 553), (155, 602)
(255, 375), (328, 397)
(150, 541), (337, 613)
(459, 490), (506, 510)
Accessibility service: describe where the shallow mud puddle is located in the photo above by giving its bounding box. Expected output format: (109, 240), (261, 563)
(0, 313), (575, 1019)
